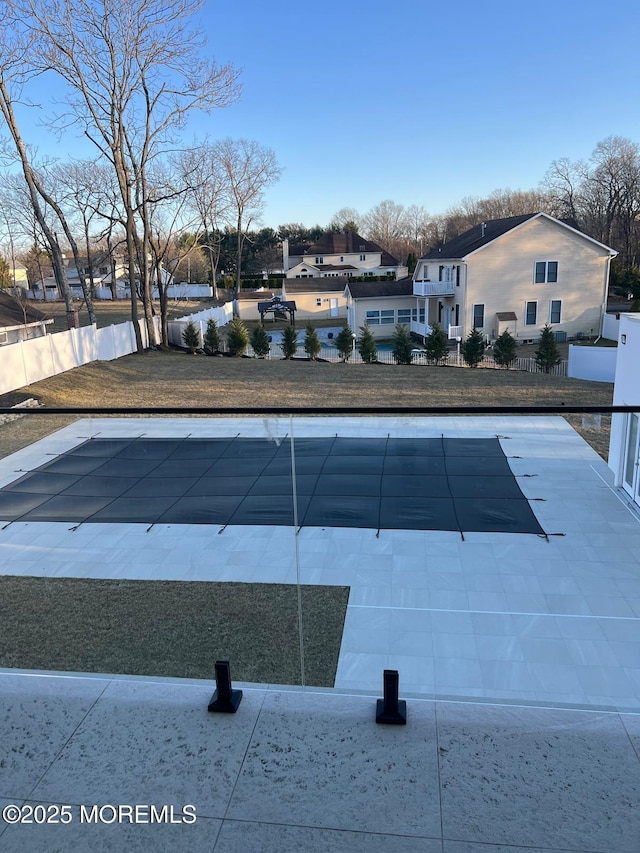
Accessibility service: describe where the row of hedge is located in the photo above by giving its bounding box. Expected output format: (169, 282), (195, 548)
(182, 318), (562, 372)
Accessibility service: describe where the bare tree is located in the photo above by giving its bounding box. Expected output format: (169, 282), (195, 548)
(328, 207), (361, 233)
(178, 143), (232, 298)
(542, 157), (584, 225)
(542, 137), (640, 269)
(215, 138), (281, 300)
(0, 15), (78, 322)
(14, 0), (241, 350)
(361, 200), (409, 259)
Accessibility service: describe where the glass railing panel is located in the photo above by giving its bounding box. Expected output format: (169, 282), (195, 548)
(1, 405), (637, 713)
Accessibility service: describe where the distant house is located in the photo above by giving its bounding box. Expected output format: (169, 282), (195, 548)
(345, 279), (420, 339)
(411, 213), (617, 343)
(0, 291), (53, 345)
(234, 280), (347, 323)
(283, 231), (408, 281)
(30, 252), (174, 301)
(608, 312), (640, 511)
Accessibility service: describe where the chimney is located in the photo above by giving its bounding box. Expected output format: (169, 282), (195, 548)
(481, 222), (486, 238)
(282, 238), (289, 271)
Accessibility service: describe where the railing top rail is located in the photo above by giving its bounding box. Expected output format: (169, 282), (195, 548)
(0, 405), (636, 416)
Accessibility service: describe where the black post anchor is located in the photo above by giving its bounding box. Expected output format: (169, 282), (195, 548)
(375, 669), (407, 725)
(208, 660), (243, 713)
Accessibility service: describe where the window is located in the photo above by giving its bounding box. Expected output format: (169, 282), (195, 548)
(99, 267), (108, 275)
(315, 256), (323, 264)
(472, 303), (484, 329)
(365, 309), (395, 326)
(535, 261), (558, 283)
(316, 298), (322, 307)
(550, 299), (561, 324)
(340, 256), (344, 262)
(397, 309), (411, 325)
(525, 301), (537, 325)
(360, 254), (366, 261)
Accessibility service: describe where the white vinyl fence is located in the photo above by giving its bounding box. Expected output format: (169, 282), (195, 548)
(1, 302), (236, 396)
(0, 318), (160, 396)
(168, 303), (233, 348)
(567, 345), (617, 383)
(602, 312), (621, 341)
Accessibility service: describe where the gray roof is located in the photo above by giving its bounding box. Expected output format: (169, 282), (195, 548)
(346, 279), (414, 299)
(0, 292), (51, 328)
(422, 214), (537, 260)
(285, 280), (348, 293)
(290, 231), (401, 267)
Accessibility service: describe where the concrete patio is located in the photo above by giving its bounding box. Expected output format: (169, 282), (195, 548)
(0, 672), (639, 852)
(0, 415), (639, 850)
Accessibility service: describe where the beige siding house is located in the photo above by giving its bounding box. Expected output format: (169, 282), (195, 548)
(345, 280), (419, 339)
(235, 281), (347, 323)
(412, 213), (617, 343)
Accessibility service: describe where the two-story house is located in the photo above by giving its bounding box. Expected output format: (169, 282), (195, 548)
(411, 213), (617, 343)
(283, 231), (407, 280)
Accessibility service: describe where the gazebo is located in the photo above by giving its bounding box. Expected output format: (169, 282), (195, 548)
(257, 295), (297, 326)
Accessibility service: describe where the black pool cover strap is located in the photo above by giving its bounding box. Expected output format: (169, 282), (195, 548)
(0, 437), (545, 535)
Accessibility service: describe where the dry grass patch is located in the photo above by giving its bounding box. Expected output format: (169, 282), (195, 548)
(0, 576), (349, 686)
(24, 348), (611, 408)
(4, 348), (614, 458)
(41, 297), (223, 333)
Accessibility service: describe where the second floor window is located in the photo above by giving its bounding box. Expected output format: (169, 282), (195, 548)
(535, 261), (558, 283)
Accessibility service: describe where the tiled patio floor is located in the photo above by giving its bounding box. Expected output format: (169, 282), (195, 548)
(1, 416), (639, 712)
(0, 672), (638, 853)
(1, 416), (640, 850)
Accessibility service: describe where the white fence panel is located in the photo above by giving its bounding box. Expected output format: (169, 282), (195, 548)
(152, 284), (213, 299)
(602, 313), (621, 341)
(96, 326), (116, 361)
(567, 345), (617, 383)
(168, 304), (232, 348)
(49, 328), (80, 375)
(0, 342), (29, 394)
(21, 335), (58, 384)
(74, 325), (99, 365)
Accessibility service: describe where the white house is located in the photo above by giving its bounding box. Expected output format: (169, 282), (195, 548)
(411, 213), (617, 344)
(608, 312), (640, 510)
(283, 232), (408, 280)
(31, 251), (174, 301)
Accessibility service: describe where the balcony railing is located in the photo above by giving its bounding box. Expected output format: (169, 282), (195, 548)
(448, 325), (462, 340)
(413, 280), (455, 297)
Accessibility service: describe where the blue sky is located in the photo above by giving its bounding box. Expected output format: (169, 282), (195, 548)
(193, 0), (640, 227)
(13, 0), (640, 230)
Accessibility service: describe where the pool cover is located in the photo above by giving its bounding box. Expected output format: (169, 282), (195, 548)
(0, 436), (544, 534)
